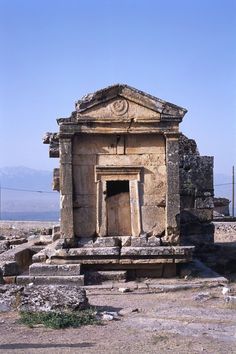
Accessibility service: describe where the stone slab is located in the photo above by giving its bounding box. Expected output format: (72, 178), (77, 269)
(119, 258), (191, 264)
(29, 263), (81, 276)
(67, 247), (120, 257)
(120, 246), (194, 257)
(18, 275), (85, 286)
(49, 258), (120, 265)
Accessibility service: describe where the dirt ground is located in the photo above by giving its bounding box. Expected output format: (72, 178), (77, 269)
(0, 221), (236, 353)
(0, 286), (235, 354)
(214, 222), (236, 243)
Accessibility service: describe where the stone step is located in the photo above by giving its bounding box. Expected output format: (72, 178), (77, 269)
(29, 263), (81, 276)
(85, 270), (127, 284)
(120, 246), (194, 257)
(50, 246), (194, 260)
(52, 246), (120, 258)
(16, 275), (84, 286)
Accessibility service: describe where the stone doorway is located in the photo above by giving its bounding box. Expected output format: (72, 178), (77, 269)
(95, 165), (142, 237)
(106, 180), (132, 236)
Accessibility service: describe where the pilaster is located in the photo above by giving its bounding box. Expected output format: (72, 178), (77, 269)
(164, 133), (180, 244)
(59, 137), (74, 241)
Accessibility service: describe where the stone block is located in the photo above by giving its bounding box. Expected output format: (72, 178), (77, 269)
(143, 194), (166, 207)
(29, 263), (81, 276)
(0, 241), (9, 254)
(0, 261), (20, 276)
(32, 250), (47, 263)
(85, 270), (127, 283)
(73, 194), (96, 208)
(53, 225), (60, 234)
(195, 197), (214, 209)
(97, 153), (166, 166)
(66, 247), (120, 257)
(121, 247), (173, 257)
(147, 236), (161, 246)
(16, 275), (35, 285)
(52, 225), (60, 241)
(191, 209), (213, 222)
(19, 285), (88, 312)
(32, 275), (84, 286)
(60, 164), (72, 195)
(29, 263), (57, 276)
(141, 206), (165, 235)
(74, 207), (96, 237)
(143, 173), (166, 195)
(130, 238), (147, 247)
(93, 237), (121, 247)
(73, 165), (96, 195)
(38, 235), (53, 245)
(180, 156), (214, 193)
(125, 135), (165, 154)
(121, 246), (194, 257)
(162, 232), (179, 245)
(73, 154), (97, 166)
(73, 135), (117, 155)
(119, 236), (131, 247)
(55, 264), (82, 276)
(8, 238), (27, 246)
(77, 238), (94, 247)
(53, 168), (60, 191)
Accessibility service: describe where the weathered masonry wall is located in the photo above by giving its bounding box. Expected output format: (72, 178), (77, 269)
(213, 198), (230, 217)
(72, 133), (167, 238)
(42, 85), (196, 273)
(179, 134), (214, 246)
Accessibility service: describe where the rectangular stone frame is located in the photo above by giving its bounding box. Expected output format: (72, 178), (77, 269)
(95, 166), (142, 237)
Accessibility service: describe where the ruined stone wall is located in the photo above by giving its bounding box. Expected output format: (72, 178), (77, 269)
(179, 134), (214, 246)
(72, 133), (166, 238)
(213, 198), (230, 217)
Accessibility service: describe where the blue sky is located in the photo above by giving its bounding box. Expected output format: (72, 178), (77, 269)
(0, 0), (235, 177)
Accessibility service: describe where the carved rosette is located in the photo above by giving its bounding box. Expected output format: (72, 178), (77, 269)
(110, 99), (128, 116)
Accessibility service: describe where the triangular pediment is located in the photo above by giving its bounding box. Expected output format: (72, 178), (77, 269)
(75, 84), (187, 122)
(77, 96), (162, 122)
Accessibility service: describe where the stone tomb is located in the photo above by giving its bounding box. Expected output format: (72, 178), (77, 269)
(42, 84), (195, 280)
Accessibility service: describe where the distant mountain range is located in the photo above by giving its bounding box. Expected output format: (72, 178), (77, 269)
(214, 173), (232, 202)
(0, 166), (55, 190)
(0, 166), (59, 220)
(0, 166), (233, 220)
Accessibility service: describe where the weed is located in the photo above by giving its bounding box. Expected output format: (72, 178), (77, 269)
(19, 309), (100, 329)
(151, 334), (169, 344)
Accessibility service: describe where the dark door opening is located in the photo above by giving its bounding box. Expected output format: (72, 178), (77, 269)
(106, 180), (132, 236)
(107, 180), (129, 197)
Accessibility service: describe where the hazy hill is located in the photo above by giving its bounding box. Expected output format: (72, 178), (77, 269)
(0, 166), (59, 220)
(214, 173), (232, 202)
(0, 166), (233, 220)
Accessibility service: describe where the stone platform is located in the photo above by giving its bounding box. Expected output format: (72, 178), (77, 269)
(48, 245), (194, 265)
(10, 237), (194, 285)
